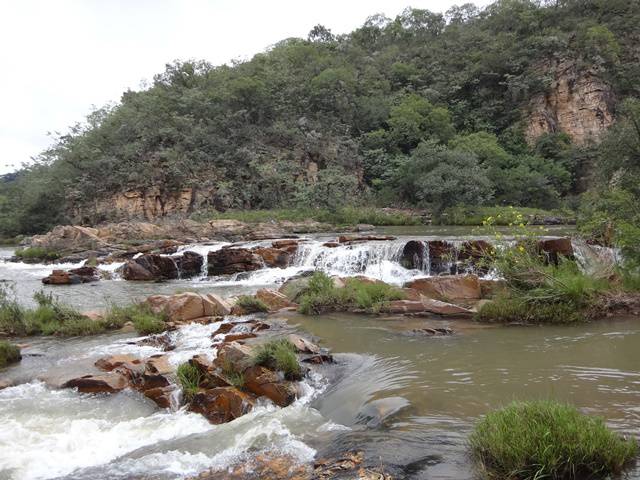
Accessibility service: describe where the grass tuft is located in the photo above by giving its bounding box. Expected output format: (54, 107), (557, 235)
(470, 400), (638, 480)
(14, 246), (61, 261)
(102, 303), (166, 335)
(176, 362), (202, 400)
(0, 340), (21, 368)
(235, 295), (269, 313)
(253, 339), (302, 380)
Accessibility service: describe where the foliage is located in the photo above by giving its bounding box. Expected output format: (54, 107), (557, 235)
(4, 1), (640, 234)
(102, 303), (166, 335)
(176, 362), (202, 400)
(298, 271), (405, 314)
(14, 247), (60, 261)
(235, 295), (269, 314)
(438, 205), (573, 226)
(469, 400), (638, 480)
(0, 340), (21, 368)
(253, 338), (302, 380)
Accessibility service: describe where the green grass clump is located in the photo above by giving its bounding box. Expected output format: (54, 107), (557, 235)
(191, 207), (421, 226)
(253, 339), (302, 380)
(470, 400), (638, 480)
(298, 271), (405, 315)
(475, 294), (584, 324)
(176, 362), (202, 400)
(0, 340), (21, 368)
(102, 303), (167, 335)
(14, 246), (60, 261)
(235, 295), (269, 313)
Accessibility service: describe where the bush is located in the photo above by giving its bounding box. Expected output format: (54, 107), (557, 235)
(298, 271), (405, 314)
(14, 247), (60, 261)
(470, 400), (638, 480)
(102, 303), (166, 335)
(176, 362), (202, 400)
(253, 339), (302, 380)
(235, 295), (269, 313)
(0, 340), (21, 367)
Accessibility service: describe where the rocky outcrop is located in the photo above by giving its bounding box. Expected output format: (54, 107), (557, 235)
(42, 266), (101, 285)
(525, 58), (615, 145)
(146, 292), (231, 324)
(122, 254), (178, 281)
(208, 248), (264, 275)
(173, 251), (204, 277)
(255, 289), (296, 312)
(405, 275), (481, 301)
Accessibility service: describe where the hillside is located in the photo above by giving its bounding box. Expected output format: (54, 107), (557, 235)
(1, 0), (639, 237)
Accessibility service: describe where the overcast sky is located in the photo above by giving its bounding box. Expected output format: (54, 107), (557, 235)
(0, 0), (489, 175)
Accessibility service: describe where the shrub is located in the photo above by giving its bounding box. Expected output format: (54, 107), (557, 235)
(474, 293), (584, 324)
(14, 247), (60, 261)
(253, 339), (302, 380)
(470, 400), (638, 480)
(0, 340), (21, 367)
(24, 290), (101, 336)
(103, 303), (166, 335)
(236, 295), (269, 313)
(176, 362), (202, 400)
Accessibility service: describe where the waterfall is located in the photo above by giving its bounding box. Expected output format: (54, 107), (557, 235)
(571, 239), (622, 277)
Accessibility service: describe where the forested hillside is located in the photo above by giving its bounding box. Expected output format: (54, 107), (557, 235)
(1, 0), (639, 241)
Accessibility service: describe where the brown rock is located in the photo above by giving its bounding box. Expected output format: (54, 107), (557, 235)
(42, 266), (101, 285)
(62, 373), (128, 394)
(253, 247), (291, 268)
(255, 288), (296, 312)
(189, 354), (213, 374)
(202, 293), (232, 316)
(145, 355), (172, 376)
(322, 242), (339, 248)
(222, 332), (257, 343)
(147, 292), (206, 323)
(215, 342), (254, 372)
(538, 237), (574, 264)
(287, 334), (320, 354)
(400, 240), (428, 271)
(189, 387), (255, 424)
(122, 254), (178, 281)
(382, 298), (471, 316)
(174, 251), (204, 278)
(143, 385), (176, 408)
(211, 322), (235, 337)
(405, 275), (481, 301)
(243, 366), (300, 407)
(208, 248), (263, 275)
(479, 279), (508, 299)
(338, 235), (396, 243)
(95, 354), (142, 372)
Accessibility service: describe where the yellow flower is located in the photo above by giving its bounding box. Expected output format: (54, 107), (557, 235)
(518, 245), (525, 252)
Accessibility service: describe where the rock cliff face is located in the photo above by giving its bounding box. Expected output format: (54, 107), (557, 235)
(525, 58), (615, 145)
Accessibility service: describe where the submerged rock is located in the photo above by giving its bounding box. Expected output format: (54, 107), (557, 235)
(400, 240), (428, 271)
(287, 334), (320, 354)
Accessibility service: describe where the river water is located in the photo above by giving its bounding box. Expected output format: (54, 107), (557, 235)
(1, 226), (638, 479)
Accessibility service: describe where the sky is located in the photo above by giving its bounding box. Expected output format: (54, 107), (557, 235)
(0, 0), (490, 175)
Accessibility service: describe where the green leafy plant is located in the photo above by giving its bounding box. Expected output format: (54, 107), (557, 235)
(176, 362), (202, 400)
(0, 340), (21, 368)
(253, 339), (302, 380)
(470, 400), (638, 480)
(102, 303), (166, 335)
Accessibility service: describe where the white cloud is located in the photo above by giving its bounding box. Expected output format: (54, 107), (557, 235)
(0, 0), (489, 174)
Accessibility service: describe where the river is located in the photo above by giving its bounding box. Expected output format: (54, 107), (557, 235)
(1, 226), (638, 479)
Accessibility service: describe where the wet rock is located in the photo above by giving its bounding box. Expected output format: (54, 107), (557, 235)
(189, 387), (255, 424)
(208, 248), (263, 275)
(338, 234), (396, 244)
(215, 342), (253, 372)
(271, 239), (299, 254)
(0, 379), (12, 390)
(405, 275), (481, 301)
(243, 365), (300, 407)
(222, 332), (257, 343)
(287, 334), (320, 354)
(122, 254), (178, 281)
(42, 266), (101, 285)
(95, 354), (142, 372)
(322, 241), (339, 248)
(252, 247), (291, 268)
(427, 240), (455, 274)
(62, 373), (128, 394)
(408, 327), (454, 336)
(135, 332), (175, 351)
(357, 396), (411, 428)
(174, 251), (204, 278)
(278, 272), (314, 302)
(301, 353), (334, 364)
(143, 385), (176, 408)
(145, 355), (172, 376)
(202, 293), (232, 316)
(147, 292), (224, 323)
(256, 288), (296, 311)
(400, 240), (428, 271)
(538, 237), (574, 264)
(210, 322), (235, 337)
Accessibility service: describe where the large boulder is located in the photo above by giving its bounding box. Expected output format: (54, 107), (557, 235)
(243, 365), (300, 407)
(29, 225), (107, 253)
(271, 239), (299, 254)
(189, 387), (255, 424)
(538, 237), (574, 264)
(255, 289), (296, 311)
(252, 247), (291, 268)
(174, 251), (204, 278)
(400, 240), (428, 271)
(122, 254), (178, 281)
(208, 248), (264, 275)
(215, 342), (254, 372)
(62, 373), (128, 394)
(146, 292), (224, 323)
(202, 293), (232, 316)
(405, 275), (481, 301)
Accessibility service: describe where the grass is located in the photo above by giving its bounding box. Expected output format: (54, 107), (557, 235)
(437, 206), (574, 226)
(475, 293), (585, 324)
(176, 362), (202, 400)
(469, 400), (638, 480)
(298, 271), (405, 315)
(235, 295), (269, 313)
(191, 206), (422, 226)
(253, 339), (302, 380)
(0, 340), (21, 367)
(14, 246), (61, 261)
(102, 303), (167, 335)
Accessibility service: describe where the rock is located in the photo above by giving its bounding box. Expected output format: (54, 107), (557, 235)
(28, 225), (107, 254)
(189, 387), (255, 424)
(174, 251), (204, 278)
(0, 379), (12, 390)
(243, 365), (299, 407)
(208, 248), (263, 275)
(147, 292), (211, 323)
(271, 239), (299, 254)
(42, 266), (101, 285)
(202, 293), (232, 316)
(122, 254), (178, 281)
(189, 354), (213, 374)
(211, 322), (235, 337)
(255, 288), (296, 311)
(287, 334), (320, 354)
(62, 373), (128, 394)
(322, 241), (339, 248)
(143, 385), (176, 408)
(382, 298), (472, 316)
(215, 342), (253, 372)
(222, 332), (256, 343)
(538, 237), (574, 264)
(420, 298), (473, 316)
(405, 275), (481, 301)
(408, 327), (454, 336)
(427, 240), (455, 274)
(252, 247), (291, 268)
(95, 354), (142, 372)
(400, 240), (428, 271)
(278, 272), (314, 302)
(301, 354), (334, 364)
(135, 332), (175, 351)
(338, 235), (396, 243)
(356, 224), (375, 232)
(145, 355), (172, 376)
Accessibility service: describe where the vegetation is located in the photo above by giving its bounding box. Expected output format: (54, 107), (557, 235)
(1, 1), (639, 234)
(0, 340), (21, 368)
(470, 400), (638, 480)
(235, 295), (269, 314)
(176, 362), (202, 400)
(14, 247), (60, 262)
(298, 271), (405, 315)
(102, 303), (167, 335)
(437, 205), (573, 226)
(253, 338), (302, 380)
